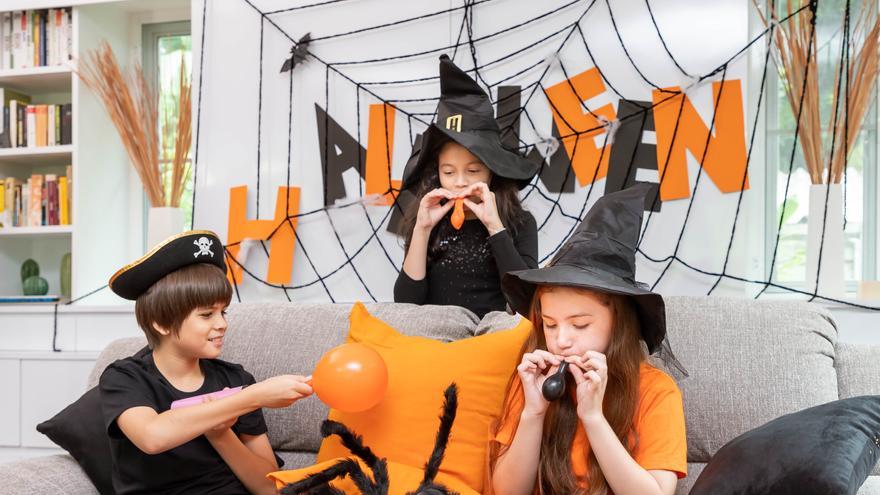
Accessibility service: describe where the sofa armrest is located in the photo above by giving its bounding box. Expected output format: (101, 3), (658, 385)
(837, 343), (880, 477)
(0, 454), (98, 494)
(836, 343), (880, 398)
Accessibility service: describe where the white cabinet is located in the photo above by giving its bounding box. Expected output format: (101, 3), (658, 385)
(0, 351), (96, 457)
(0, 359), (21, 447)
(20, 358), (94, 447)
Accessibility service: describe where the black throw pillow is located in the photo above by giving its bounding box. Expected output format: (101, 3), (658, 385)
(36, 386), (114, 495)
(690, 395), (880, 495)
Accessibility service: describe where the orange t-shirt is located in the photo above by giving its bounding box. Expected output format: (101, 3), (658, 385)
(493, 363), (687, 488)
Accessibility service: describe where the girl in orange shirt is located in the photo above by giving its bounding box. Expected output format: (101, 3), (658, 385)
(491, 184), (687, 495)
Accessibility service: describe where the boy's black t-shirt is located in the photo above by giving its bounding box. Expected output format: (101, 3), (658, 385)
(99, 347), (278, 495)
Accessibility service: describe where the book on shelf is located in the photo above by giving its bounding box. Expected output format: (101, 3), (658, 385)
(0, 294), (60, 303)
(0, 170), (70, 228)
(0, 8), (71, 70)
(0, 87), (29, 147)
(34, 104), (47, 147)
(60, 103), (70, 145)
(0, 92), (70, 148)
(58, 174), (68, 225)
(28, 173), (40, 226)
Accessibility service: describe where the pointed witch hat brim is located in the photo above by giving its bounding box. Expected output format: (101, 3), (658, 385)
(401, 55), (539, 190)
(501, 184), (667, 354)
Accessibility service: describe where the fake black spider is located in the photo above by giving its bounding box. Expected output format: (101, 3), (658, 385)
(281, 383), (460, 495)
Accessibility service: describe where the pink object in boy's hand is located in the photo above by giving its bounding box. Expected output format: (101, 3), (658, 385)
(170, 386), (244, 410)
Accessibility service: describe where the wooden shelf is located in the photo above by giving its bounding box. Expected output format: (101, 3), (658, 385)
(0, 65), (72, 93)
(0, 145), (73, 165)
(0, 225), (72, 237)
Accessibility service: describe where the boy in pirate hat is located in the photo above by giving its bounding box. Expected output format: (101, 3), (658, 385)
(100, 230), (313, 495)
(394, 54), (541, 318)
(489, 185), (687, 495)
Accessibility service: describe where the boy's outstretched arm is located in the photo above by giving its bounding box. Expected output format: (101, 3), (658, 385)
(115, 375), (311, 455)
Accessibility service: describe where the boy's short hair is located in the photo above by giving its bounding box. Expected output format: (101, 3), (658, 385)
(134, 263), (233, 348)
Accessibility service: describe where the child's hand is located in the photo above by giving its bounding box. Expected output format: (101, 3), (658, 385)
(567, 351), (608, 423)
(460, 182), (504, 235)
(415, 188), (457, 231)
(250, 375), (313, 409)
(517, 350), (561, 416)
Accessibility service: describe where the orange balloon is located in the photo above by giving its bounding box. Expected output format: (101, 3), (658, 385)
(312, 343), (388, 412)
(451, 198), (465, 230)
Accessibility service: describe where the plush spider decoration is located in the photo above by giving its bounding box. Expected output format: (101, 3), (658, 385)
(281, 383), (460, 495)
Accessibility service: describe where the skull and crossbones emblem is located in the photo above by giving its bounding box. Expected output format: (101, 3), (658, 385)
(193, 237), (214, 258)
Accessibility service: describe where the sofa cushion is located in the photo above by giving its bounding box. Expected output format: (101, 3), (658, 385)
(315, 303), (531, 492)
(665, 296), (839, 462)
(220, 302), (479, 452)
(474, 311), (521, 335)
(839, 343), (880, 477)
(689, 396), (880, 495)
(87, 337), (147, 389)
(838, 343), (880, 399)
(276, 450), (318, 470)
(0, 454), (100, 495)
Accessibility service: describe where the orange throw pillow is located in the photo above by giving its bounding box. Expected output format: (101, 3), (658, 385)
(269, 458), (479, 494)
(314, 302), (530, 492)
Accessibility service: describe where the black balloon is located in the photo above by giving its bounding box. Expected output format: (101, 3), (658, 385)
(541, 361), (569, 401)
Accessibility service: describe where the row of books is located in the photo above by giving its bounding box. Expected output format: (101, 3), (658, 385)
(0, 170), (72, 228)
(0, 9), (73, 70)
(0, 88), (71, 148)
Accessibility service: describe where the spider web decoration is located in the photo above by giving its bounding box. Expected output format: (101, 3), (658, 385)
(181, 0), (880, 310)
(51, 0), (879, 350)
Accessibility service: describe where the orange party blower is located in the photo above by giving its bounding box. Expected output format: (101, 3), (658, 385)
(311, 343), (388, 413)
(451, 198), (465, 230)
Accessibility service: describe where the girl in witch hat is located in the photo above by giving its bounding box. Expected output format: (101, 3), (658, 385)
(489, 184), (687, 495)
(394, 55), (539, 317)
(394, 54), (541, 319)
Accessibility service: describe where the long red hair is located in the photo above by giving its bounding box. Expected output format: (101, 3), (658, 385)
(489, 286), (645, 494)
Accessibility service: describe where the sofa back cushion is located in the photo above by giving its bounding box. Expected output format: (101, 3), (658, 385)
(663, 296), (839, 462)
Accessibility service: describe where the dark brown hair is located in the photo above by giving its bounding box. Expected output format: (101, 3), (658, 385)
(134, 263), (232, 348)
(398, 138), (529, 259)
(490, 286), (645, 495)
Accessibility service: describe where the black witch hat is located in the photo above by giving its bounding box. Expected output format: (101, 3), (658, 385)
(502, 184), (668, 355)
(401, 54), (539, 190)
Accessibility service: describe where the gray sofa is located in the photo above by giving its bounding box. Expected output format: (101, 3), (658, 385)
(1, 297), (878, 494)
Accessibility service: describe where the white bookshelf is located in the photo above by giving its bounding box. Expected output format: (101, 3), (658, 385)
(0, 144), (73, 162)
(0, 57), (76, 301)
(0, 225), (72, 236)
(0, 65), (72, 93)
(0, 1), (159, 306)
(0, 0), (189, 462)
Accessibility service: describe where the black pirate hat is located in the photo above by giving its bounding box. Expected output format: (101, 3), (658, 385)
(502, 184), (668, 354)
(401, 55), (539, 190)
(109, 230), (227, 300)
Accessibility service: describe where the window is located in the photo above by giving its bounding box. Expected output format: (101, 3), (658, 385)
(142, 21), (193, 237)
(764, 0), (878, 290)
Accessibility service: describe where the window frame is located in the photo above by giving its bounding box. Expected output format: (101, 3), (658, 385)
(759, 1), (879, 294)
(140, 20), (193, 251)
